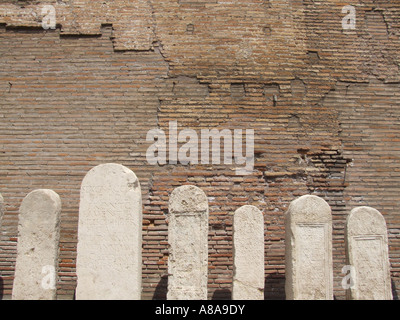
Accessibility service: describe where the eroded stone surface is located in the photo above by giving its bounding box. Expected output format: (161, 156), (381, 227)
(285, 195), (333, 300)
(76, 163), (142, 300)
(346, 206), (392, 300)
(168, 185), (208, 300)
(12, 189), (61, 300)
(232, 205), (264, 300)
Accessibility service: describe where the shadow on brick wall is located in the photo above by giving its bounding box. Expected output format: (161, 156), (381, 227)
(264, 273), (286, 300)
(392, 279), (398, 300)
(152, 275), (234, 300)
(211, 288), (232, 300)
(152, 275), (168, 300)
(151, 274), (287, 300)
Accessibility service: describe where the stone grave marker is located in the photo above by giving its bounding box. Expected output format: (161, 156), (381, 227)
(167, 185), (208, 300)
(232, 205), (264, 300)
(285, 195), (333, 300)
(76, 163), (142, 300)
(346, 206), (392, 300)
(12, 189), (61, 300)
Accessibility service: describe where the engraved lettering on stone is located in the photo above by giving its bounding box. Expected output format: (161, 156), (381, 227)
(285, 195), (333, 300)
(232, 205), (264, 300)
(76, 163), (142, 300)
(167, 185), (208, 300)
(296, 224), (329, 299)
(346, 206), (392, 300)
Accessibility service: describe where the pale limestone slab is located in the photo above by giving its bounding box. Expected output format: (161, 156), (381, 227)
(12, 189), (61, 300)
(167, 185), (208, 300)
(76, 163), (142, 300)
(285, 195), (333, 300)
(232, 205), (264, 300)
(346, 206), (392, 300)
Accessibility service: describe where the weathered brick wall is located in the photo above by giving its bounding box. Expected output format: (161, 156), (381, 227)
(0, 0), (399, 300)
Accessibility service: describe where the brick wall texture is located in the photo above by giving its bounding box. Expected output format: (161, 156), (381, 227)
(0, 0), (399, 300)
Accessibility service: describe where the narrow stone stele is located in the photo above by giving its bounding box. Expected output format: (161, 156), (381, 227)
(167, 185), (209, 300)
(285, 195), (333, 300)
(76, 163), (142, 300)
(346, 206), (392, 300)
(232, 205), (264, 300)
(12, 189), (61, 300)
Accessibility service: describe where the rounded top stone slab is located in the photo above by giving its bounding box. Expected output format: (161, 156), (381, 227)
(82, 163), (139, 187)
(19, 189), (61, 222)
(235, 205), (262, 219)
(286, 194), (331, 223)
(76, 163), (142, 300)
(347, 206), (387, 236)
(12, 189), (61, 300)
(233, 205), (264, 300)
(169, 185), (208, 214)
(234, 205), (264, 232)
